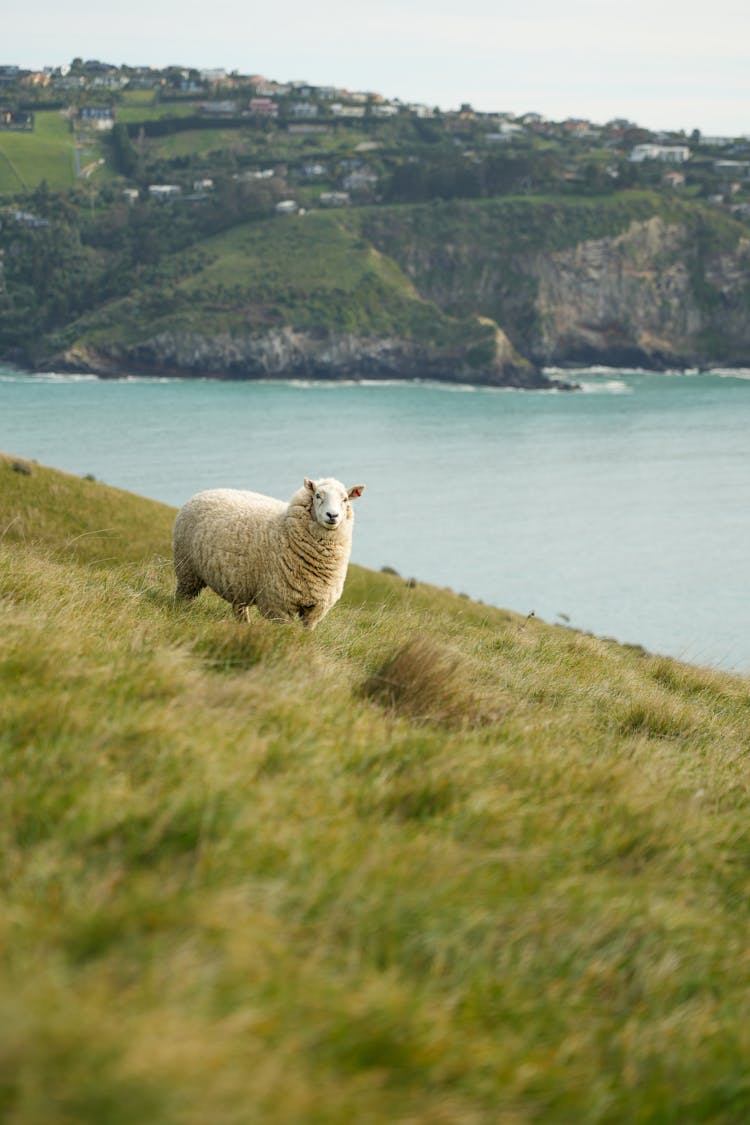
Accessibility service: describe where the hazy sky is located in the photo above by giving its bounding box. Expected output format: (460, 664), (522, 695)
(5, 0), (749, 136)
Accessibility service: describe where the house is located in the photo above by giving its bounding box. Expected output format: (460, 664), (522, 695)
(342, 168), (378, 192)
(301, 163), (326, 178)
(200, 69), (228, 84)
(199, 100), (238, 115)
(290, 102), (319, 118)
(193, 178), (214, 191)
(249, 98), (278, 118)
(331, 104), (365, 118)
(662, 171), (685, 189)
(148, 184), (182, 200)
(275, 199), (298, 215)
(78, 107), (115, 130)
(714, 159), (750, 180)
(629, 144), (690, 164)
(235, 168), (275, 181)
(319, 191), (350, 207)
(0, 66), (22, 87)
(122, 188), (140, 203)
(256, 81), (291, 97)
(372, 103), (399, 117)
(0, 109), (34, 131)
(8, 209), (49, 229)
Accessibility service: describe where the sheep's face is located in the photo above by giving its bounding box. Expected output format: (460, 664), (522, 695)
(305, 477), (365, 530)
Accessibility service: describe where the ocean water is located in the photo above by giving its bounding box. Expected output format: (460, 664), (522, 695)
(2, 364), (749, 673)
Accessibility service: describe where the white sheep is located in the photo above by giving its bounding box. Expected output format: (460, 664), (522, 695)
(173, 477), (365, 628)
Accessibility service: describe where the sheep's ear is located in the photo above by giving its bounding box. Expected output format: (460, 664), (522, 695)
(304, 478), (316, 493)
(348, 484), (365, 500)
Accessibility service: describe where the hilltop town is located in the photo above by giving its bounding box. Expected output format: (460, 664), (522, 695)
(1, 58), (748, 213)
(1, 58), (749, 383)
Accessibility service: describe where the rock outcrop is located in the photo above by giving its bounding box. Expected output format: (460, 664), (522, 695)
(531, 218), (750, 369)
(56, 324), (562, 389)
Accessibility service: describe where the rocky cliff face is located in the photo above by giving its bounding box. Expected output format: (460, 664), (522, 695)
(58, 324), (557, 389)
(358, 202), (750, 371)
(531, 218), (750, 368)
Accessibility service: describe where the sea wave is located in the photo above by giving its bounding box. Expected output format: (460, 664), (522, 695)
(709, 368), (750, 381)
(0, 371), (100, 383)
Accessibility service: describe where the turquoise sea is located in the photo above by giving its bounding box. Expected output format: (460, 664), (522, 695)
(2, 364), (749, 672)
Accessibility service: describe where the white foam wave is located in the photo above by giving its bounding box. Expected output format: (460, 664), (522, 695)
(0, 371), (100, 383)
(709, 368), (750, 381)
(578, 379), (631, 395)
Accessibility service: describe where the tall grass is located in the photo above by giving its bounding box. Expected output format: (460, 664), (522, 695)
(2, 451), (750, 1122)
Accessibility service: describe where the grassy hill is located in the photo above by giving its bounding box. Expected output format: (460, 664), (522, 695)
(2, 451), (750, 1122)
(0, 112), (78, 193)
(54, 209), (493, 362)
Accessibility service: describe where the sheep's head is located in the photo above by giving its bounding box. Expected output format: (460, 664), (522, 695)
(305, 477), (365, 530)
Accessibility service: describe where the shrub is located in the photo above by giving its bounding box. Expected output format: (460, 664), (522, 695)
(361, 634), (490, 727)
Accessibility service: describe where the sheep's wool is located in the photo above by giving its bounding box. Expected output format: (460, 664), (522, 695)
(173, 478), (363, 628)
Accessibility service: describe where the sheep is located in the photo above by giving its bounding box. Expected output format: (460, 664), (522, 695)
(173, 477), (365, 628)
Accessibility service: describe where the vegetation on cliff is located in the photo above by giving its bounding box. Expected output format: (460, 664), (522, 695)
(3, 452), (750, 1120)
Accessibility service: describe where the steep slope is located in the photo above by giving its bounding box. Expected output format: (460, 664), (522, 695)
(353, 193), (750, 369)
(2, 452), (750, 1121)
(51, 211), (547, 387)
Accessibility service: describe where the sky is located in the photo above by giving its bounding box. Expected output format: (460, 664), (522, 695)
(4, 0), (749, 137)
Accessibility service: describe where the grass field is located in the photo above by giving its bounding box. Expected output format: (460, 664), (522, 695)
(2, 451), (750, 1122)
(0, 111), (77, 193)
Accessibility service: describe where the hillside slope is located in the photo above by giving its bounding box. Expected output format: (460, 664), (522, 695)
(45, 194), (750, 383)
(2, 452), (750, 1122)
(50, 211), (544, 388)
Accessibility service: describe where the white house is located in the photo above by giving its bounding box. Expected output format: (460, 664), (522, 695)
(629, 144), (690, 164)
(148, 184), (182, 200)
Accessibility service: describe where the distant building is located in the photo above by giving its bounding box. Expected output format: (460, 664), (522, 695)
(78, 106), (115, 130)
(148, 184), (182, 200)
(342, 168), (378, 191)
(275, 199), (299, 215)
(331, 103), (365, 118)
(319, 191), (350, 207)
(0, 108), (34, 131)
(662, 171), (686, 189)
(249, 97), (278, 118)
(629, 144), (690, 163)
(290, 102), (319, 118)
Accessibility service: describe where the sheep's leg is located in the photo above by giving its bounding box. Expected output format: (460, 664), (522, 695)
(233, 603), (251, 623)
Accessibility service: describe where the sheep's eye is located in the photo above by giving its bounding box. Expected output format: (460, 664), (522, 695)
(315, 493), (321, 501)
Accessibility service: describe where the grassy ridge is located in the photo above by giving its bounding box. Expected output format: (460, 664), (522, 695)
(2, 453), (750, 1122)
(68, 210), (489, 353)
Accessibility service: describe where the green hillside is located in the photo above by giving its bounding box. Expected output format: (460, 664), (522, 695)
(2, 452), (750, 1122)
(0, 111), (78, 192)
(55, 209), (491, 358)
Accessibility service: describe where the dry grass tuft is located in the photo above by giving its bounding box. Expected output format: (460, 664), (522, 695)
(361, 634), (492, 727)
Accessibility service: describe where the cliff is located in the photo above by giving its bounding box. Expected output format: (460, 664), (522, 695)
(46, 195), (750, 382)
(354, 195), (750, 371)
